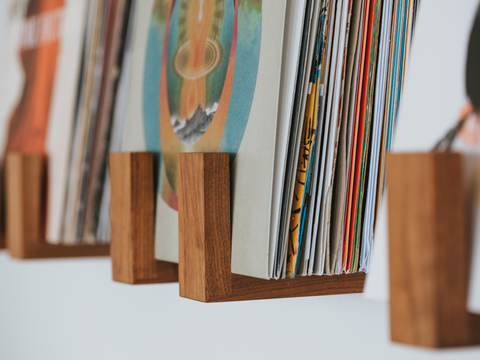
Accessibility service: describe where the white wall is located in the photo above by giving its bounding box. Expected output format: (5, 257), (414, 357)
(1, 253), (480, 360)
(1, 2), (480, 359)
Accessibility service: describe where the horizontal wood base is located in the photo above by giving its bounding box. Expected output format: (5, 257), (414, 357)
(109, 152), (178, 285)
(9, 243), (110, 260)
(177, 153), (365, 303)
(200, 273), (365, 303)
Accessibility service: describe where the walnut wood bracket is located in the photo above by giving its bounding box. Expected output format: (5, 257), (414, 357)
(388, 152), (480, 347)
(109, 152), (177, 284)
(5, 153), (109, 259)
(177, 152), (365, 303)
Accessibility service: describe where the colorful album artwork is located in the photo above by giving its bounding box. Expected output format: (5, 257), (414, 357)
(143, 0), (262, 210)
(123, 0), (285, 270)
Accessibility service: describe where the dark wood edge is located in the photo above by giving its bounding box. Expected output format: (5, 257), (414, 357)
(197, 273), (366, 303)
(124, 263), (179, 285)
(10, 244), (110, 259)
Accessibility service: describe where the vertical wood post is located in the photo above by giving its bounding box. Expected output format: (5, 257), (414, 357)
(388, 152), (480, 347)
(178, 152), (231, 302)
(109, 152), (177, 284)
(0, 164), (5, 249)
(5, 153), (45, 258)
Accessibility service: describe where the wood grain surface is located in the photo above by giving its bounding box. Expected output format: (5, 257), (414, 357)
(178, 152), (365, 303)
(5, 153), (109, 259)
(0, 165), (5, 249)
(109, 152), (177, 284)
(388, 152), (480, 347)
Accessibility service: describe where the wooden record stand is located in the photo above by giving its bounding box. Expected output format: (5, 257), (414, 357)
(109, 151), (364, 298)
(4, 153), (109, 259)
(388, 152), (480, 348)
(177, 152), (365, 302)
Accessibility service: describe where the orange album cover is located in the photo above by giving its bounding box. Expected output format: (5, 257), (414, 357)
(0, 0), (88, 242)
(6, 0), (63, 154)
